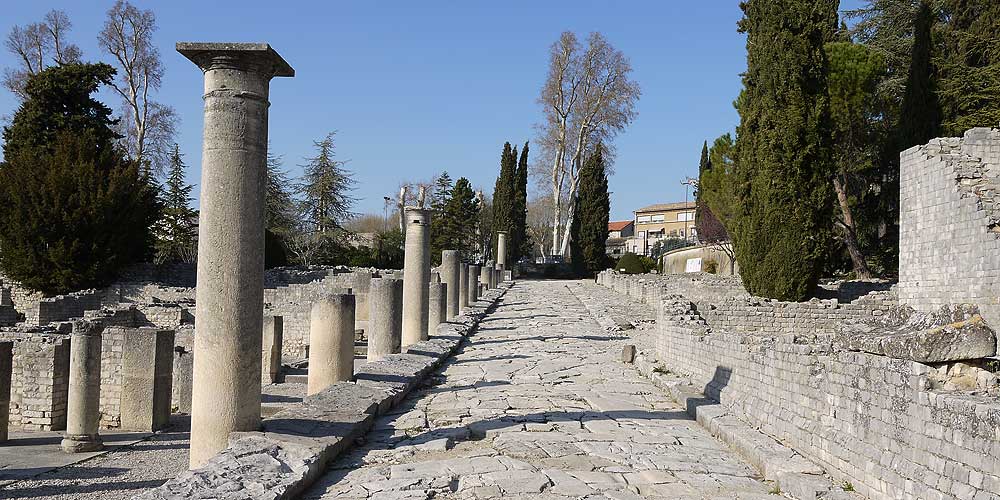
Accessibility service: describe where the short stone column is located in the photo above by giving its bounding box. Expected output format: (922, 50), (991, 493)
(468, 264), (481, 304)
(349, 271), (373, 333)
(367, 278), (402, 361)
(0, 341), (12, 442)
(441, 250), (460, 320)
(261, 315), (283, 383)
(308, 294), (355, 395)
(120, 328), (175, 432)
(402, 208), (431, 348)
(428, 281), (447, 334)
(497, 231), (508, 271)
(178, 42), (294, 468)
(62, 321), (103, 453)
(479, 265), (492, 292)
(459, 263), (469, 312)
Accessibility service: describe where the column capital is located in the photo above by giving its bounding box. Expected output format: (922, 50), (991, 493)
(177, 42), (294, 78)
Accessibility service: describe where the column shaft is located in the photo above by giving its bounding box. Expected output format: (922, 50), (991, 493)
(401, 208), (431, 348)
(468, 264), (481, 304)
(308, 294), (355, 395)
(428, 282), (446, 334)
(441, 250), (460, 320)
(459, 263), (469, 312)
(62, 321), (103, 453)
(367, 278), (402, 361)
(0, 341), (12, 442)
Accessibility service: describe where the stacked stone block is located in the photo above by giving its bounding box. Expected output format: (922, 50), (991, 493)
(0, 331), (71, 430)
(899, 128), (1000, 334)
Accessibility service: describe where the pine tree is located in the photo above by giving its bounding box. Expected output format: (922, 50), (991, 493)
(733, 0), (837, 301)
(936, 0), (1000, 135)
(491, 142), (517, 266)
(154, 144), (198, 264)
(264, 149), (296, 267)
(0, 63), (158, 294)
(512, 142), (530, 263)
(292, 132), (357, 265)
(573, 144), (611, 276)
(429, 171), (454, 265)
(440, 178), (481, 261)
(898, 0), (940, 149)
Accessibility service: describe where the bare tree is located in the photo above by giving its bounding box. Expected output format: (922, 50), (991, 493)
(3, 10), (82, 99)
(99, 0), (177, 175)
(536, 31), (639, 257)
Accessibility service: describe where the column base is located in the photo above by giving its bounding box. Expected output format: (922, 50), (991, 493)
(62, 433), (103, 453)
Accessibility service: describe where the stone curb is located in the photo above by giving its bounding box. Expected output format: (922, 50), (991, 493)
(135, 281), (513, 500)
(569, 284), (862, 500)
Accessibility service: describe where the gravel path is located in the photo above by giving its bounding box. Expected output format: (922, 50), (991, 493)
(302, 280), (776, 499)
(0, 417), (190, 500)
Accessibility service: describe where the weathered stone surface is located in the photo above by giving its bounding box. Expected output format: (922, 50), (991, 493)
(839, 304), (997, 362)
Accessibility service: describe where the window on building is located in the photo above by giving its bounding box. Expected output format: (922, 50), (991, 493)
(637, 215), (651, 223)
(651, 214), (665, 222)
(676, 211), (695, 222)
(637, 230), (646, 238)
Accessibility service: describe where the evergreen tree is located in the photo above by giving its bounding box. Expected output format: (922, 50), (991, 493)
(733, 0), (837, 301)
(440, 178), (481, 261)
(491, 142), (517, 266)
(0, 63), (157, 294)
(429, 171), (454, 265)
(572, 144), (611, 276)
(898, 0), (940, 149)
(512, 142), (530, 263)
(264, 149), (296, 268)
(154, 144), (198, 264)
(292, 132), (357, 265)
(694, 140), (726, 245)
(936, 0), (1000, 134)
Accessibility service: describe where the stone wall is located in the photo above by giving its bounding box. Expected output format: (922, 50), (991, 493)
(0, 330), (70, 430)
(899, 128), (1000, 332)
(599, 271), (1000, 500)
(23, 289), (104, 326)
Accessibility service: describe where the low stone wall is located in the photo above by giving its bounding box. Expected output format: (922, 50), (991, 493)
(698, 293), (894, 338)
(599, 271), (1000, 500)
(23, 289), (104, 326)
(0, 330), (71, 431)
(137, 280), (512, 499)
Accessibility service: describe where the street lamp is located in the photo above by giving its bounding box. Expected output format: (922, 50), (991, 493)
(680, 177), (698, 242)
(382, 196), (392, 232)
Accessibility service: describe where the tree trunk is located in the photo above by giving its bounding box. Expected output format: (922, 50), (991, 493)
(833, 176), (872, 279)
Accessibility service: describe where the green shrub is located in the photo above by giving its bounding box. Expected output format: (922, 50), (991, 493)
(615, 252), (645, 274)
(704, 259), (719, 274)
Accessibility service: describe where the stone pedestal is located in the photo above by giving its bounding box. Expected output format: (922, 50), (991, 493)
(368, 278), (402, 362)
(441, 250), (460, 320)
(468, 265), (481, 304)
(262, 315), (283, 383)
(459, 263), (469, 312)
(0, 341), (12, 442)
(497, 231), (508, 271)
(308, 294), (355, 395)
(178, 42), (294, 468)
(402, 208), (431, 348)
(428, 282), (447, 334)
(120, 328), (175, 432)
(62, 321), (103, 453)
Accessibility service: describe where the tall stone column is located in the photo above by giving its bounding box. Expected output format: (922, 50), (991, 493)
(62, 321), (103, 453)
(441, 250), (460, 320)
(497, 231), (508, 271)
(367, 278), (402, 361)
(308, 294), (355, 395)
(459, 263), (469, 312)
(402, 208), (431, 348)
(178, 42), (294, 468)
(428, 281), (447, 335)
(0, 341), (12, 443)
(468, 264), (481, 304)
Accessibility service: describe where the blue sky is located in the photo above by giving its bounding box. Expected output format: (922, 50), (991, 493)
(1, 0), (864, 221)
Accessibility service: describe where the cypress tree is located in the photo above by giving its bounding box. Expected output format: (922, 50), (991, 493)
(512, 142), (530, 263)
(573, 144), (611, 276)
(898, 0), (940, 149)
(733, 0), (837, 301)
(430, 171), (454, 265)
(154, 144), (198, 264)
(491, 142), (517, 266)
(0, 63), (157, 294)
(694, 140), (725, 244)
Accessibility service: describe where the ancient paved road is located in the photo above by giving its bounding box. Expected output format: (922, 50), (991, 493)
(303, 280), (775, 500)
